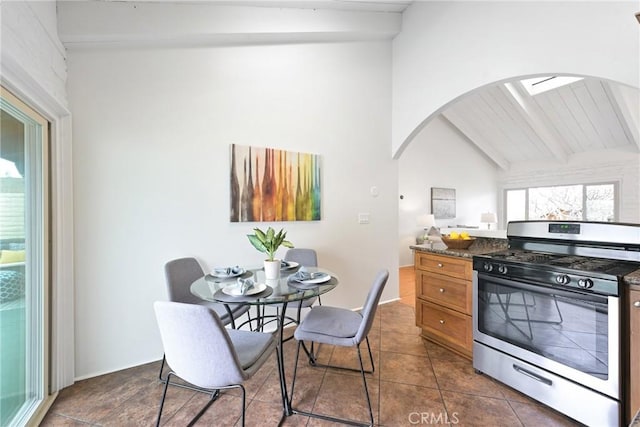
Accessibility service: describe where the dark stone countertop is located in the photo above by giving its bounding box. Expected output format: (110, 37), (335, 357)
(411, 237), (508, 259)
(412, 239), (640, 288)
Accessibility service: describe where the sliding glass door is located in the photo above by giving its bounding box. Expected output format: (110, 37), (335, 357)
(0, 86), (50, 426)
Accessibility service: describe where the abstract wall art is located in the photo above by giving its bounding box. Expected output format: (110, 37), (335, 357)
(431, 187), (456, 219)
(230, 144), (321, 222)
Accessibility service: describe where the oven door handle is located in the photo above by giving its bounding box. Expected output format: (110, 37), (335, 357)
(512, 364), (553, 386)
(476, 273), (609, 303)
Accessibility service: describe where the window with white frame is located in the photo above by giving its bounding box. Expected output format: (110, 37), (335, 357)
(505, 183), (617, 223)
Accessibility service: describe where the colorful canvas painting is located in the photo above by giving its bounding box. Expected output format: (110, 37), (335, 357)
(230, 144), (321, 222)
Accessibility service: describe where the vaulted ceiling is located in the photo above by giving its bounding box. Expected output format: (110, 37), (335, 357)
(62, 2), (638, 171)
(440, 77), (639, 171)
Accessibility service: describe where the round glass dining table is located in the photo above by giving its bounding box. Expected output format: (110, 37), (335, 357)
(190, 266), (339, 420)
(190, 266), (338, 308)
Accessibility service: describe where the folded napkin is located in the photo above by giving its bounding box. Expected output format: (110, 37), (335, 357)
(214, 265), (243, 276)
(236, 277), (255, 295)
(288, 267), (327, 282)
(289, 266), (310, 281)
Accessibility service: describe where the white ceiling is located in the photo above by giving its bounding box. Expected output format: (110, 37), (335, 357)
(63, 2), (639, 170)
(441, 77), (639, 171)
(101, 0), (413, 13)
(220, 0), (413, 12)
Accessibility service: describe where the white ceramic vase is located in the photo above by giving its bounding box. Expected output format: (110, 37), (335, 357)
(264, 259), (280, 280)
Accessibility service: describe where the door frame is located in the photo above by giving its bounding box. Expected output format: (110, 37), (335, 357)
(1, 54), (75, 400)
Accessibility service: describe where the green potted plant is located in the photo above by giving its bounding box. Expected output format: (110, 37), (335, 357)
(247, 227), (294, 279)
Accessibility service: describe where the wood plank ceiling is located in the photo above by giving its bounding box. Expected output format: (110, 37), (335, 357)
(441, 78), (640, 171)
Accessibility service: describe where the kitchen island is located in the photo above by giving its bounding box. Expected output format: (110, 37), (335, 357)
(410, 238), (507, 359)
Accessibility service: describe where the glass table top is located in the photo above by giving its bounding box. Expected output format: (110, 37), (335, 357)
(190, 267), (338, 305)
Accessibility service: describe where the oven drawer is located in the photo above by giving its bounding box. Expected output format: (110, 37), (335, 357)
(415, 252), (472, 280)
(416, 270), (471, 314)
(474, 342), (620, 427)
(417, 300), (472, 356)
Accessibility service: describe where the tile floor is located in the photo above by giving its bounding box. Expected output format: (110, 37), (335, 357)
(41, 268), (580, 426)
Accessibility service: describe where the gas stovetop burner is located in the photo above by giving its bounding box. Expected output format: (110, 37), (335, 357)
(493, 251), (555, 264)
(483, 250), (640, 278)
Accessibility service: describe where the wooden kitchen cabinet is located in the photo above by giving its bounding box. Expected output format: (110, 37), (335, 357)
(415, 251), (473, 359)
(628, 287), (640, 424)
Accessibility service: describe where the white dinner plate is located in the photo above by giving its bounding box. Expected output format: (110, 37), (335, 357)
(295, 272), (331, 284)
(211, 267), (245, 279)
(222, 282), (267, 296)
(281, 261), (299, 270)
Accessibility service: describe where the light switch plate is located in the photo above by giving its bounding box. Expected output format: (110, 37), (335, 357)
(358, 213), (370, 224)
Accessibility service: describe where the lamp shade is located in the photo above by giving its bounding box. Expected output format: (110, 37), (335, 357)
(480, 212), (497, 223)
(417, 214), (436, 228)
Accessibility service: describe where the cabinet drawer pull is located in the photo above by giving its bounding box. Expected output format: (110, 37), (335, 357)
(439, 288), (445, 293)
(437, 263), (443, 268)
(634, 301), (640, 308)
(439, 319), (445, 324)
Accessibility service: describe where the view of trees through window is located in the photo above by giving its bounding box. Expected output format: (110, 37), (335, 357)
(506, 183), (616, 223)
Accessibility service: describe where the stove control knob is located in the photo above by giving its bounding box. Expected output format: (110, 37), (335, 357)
(483, 262), (493, 272)
(556, 275), (571, 285)
(497, 264), (508, 274)
(578, 278), (594, 289)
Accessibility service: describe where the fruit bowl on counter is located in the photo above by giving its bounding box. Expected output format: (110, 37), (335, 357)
(441, 232), (476, 249)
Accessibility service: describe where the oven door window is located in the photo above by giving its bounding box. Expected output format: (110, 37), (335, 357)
(477, 275), (610, 380)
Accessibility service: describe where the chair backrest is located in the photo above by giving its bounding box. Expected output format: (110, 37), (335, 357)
(154, 301), (246, 388)
(355, 269), (389, 344)
(164, 257), (205, 304)
(284, 248), (318, 267)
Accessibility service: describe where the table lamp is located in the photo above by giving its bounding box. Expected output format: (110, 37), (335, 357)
(418, 214), (437, 242)
(480, 212), (498, 230)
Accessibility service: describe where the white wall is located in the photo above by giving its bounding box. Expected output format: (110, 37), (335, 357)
(392, 1), (640, 157)
(398, 116), (498, 266)
(1, 1), (75, 390)
(67, 41), (398, 378)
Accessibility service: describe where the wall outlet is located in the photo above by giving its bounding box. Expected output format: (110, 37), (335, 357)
(358, 213), (370, 224)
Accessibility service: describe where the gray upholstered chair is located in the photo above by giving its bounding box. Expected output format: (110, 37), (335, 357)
(290, 269), (389, 426)
(153, 301), (276, 427)
(159, 257), (251, 384)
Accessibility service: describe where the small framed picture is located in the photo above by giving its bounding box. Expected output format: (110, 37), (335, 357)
(431, 187), (455, 219)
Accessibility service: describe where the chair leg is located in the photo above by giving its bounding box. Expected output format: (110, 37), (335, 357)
(158, 354), (167, 382)
(159, 373), (240, 427)
(155, 371), (173, 427)
(302, 337), (375, 374)
(239, 384), (246, 427)
(291, 341), (374, 426)
(186, 389), (220, 427)
(356, 343), (374, 427)
(290, 340), (303, 403)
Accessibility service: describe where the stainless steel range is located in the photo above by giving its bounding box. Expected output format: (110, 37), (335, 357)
(473, 221), (640, 427)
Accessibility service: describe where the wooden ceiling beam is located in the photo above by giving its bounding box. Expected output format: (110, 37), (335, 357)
(441, 109), (510, 171)
(502, 82), (569, 164)
(603, 81), (640, 151)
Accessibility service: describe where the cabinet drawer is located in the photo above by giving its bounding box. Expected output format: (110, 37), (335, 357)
(416, 270), (471, 314)
(415, 252), (472, 280)
(416, 300), (472, 351)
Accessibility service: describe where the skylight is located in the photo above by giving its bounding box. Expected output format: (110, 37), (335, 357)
(520, 76), (583, 96)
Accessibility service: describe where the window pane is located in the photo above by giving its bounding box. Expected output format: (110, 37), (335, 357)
(1, 87), (49, 426)
(529, 185), (582, 220)
(586, 184), (615, 222)
(506, 189), (526, 222)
